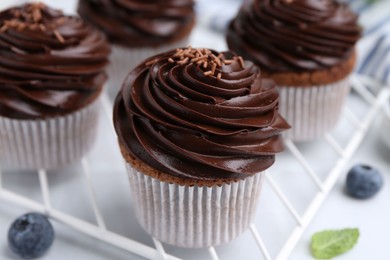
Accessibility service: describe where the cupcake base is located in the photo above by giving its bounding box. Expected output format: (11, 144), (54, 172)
(278, 77), (350, 141)
(125, 163), (264, 248)
(0, 99), (101, 170)
(106, 38), (189, 98)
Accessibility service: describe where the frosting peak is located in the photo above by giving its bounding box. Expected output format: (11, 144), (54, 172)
(227, 0), (361, 72)
(114, 48), (289, 183)
(0, 3), (110, 119)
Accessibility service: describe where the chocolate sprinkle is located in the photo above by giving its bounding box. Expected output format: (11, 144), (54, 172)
(160, 47), (245, 80)
(0, 3), (66, 44)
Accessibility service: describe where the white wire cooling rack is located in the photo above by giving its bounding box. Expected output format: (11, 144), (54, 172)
(0, 74), (389, 260)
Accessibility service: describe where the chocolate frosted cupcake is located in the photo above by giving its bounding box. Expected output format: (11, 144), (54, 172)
(0, 3), (110, 170)
(114, 47), (289, 247)
(78, 0), (195, 96)
(227, 0), (361, 141)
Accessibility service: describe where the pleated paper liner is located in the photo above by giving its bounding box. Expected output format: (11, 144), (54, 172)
(0, 99), (101, 170)
(126, 164), (265, 248)
(278, 77), (351, 142)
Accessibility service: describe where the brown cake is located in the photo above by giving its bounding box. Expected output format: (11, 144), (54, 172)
(113, 47), (289, 247)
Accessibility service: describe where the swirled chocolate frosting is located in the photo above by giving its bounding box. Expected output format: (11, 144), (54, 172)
(0, 3), (110, 119)
(78, 0), (195, 47)
(227, 0), (361, 72)
(114, 47), (289, 183)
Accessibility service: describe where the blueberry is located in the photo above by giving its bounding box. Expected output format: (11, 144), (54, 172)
(8, 212), (55, 259)
(346, 164), (384, 199)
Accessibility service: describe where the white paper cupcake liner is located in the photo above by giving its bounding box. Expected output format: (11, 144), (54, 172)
(0, 99), (101, 170)
(125, 163), (264, 248)
(106, 37), (189, 98)
(278, 77), (351, 142)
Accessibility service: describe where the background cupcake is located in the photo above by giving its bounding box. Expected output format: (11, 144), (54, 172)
(0, 3), (110, 170)
(227, 0), (361, 141)
(113, 47), (289, 247)
(78, 0), (195, 97)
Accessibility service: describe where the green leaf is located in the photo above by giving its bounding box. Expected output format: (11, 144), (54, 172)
(311, 228), (359, 259)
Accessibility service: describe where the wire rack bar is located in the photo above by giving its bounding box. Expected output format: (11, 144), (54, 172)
(358, 74), (383, 90)
(1, 188), (43, 212)
(208, 247), (220, 260)
(0, 187), (182, 260)
(249, 224), (272, 260)
(275, 85), (390, 260)
(351, 76), (377, 104)
(265, 175), (303, 226)
(152, 238), (169, 260)
(81, 158), (107, 231)
(284, 140), (324, 192)
(38, 169), (52, 214)
(323, 134), (346, 157)
(342, 107), (364, 129)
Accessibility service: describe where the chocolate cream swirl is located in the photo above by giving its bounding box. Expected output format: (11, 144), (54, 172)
(114, 48), (289, 183)
(0, 3), (110, 119)
(78, 0), (195, 47)
(227, 0), (361, 72)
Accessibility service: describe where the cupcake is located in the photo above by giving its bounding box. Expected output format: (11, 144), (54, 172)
(227, 0), (361, 141)
(0, 3), (110, 170)
(78, 0), (195, 96)
(113, 47), (289, 247)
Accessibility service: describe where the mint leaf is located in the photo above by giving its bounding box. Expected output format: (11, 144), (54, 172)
(311, 228), (359, 259)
